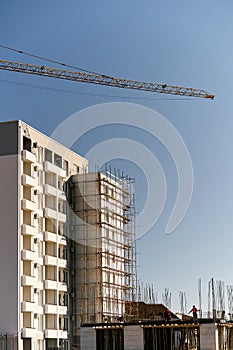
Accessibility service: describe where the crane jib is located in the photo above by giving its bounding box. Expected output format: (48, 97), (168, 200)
(0, 59), (215, 99)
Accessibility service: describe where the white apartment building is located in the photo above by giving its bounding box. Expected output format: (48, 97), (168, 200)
(0, 120), (136, 350)
(0, 120), (87, 350)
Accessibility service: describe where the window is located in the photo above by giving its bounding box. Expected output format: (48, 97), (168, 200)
(63, 248), (67, 260)
(63, 270), (69, 284)
(23, 136), (32, 152)
(64, 317), (69, 331)
(63, 293), (69, 306)
(45, 148), (52, 162)
(63, 160), (69, 176)
(110, 188), (114, 198)
(104, 185), (108, 195)
(54, 153), (62, 168)
(73, 164), (79, 174)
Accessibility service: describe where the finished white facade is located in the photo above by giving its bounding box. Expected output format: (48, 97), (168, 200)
(0, 120), (136, 350)
(0, 120), (87, 350)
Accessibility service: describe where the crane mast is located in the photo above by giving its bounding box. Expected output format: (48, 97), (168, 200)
(0, 59), (214, 99)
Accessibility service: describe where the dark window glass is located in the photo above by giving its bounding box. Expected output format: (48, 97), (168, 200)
(23, 136), (32, 152)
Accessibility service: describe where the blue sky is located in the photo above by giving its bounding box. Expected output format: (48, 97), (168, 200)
(1, 1), (233, 312)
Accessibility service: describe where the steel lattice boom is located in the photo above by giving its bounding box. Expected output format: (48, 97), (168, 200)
(0, 59), (215, 99)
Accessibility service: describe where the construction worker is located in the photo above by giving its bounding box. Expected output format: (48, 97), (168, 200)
(188, 305), (199, 323)
(164, 308), (171, 322)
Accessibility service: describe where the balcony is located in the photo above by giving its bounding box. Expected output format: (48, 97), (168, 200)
(44, 161), (66, 178)
(21, 275), (35, 286)
(21, 199), (37, 212)
(44, 280), (67, 292)
(21, 249), (36, 261)
(58, 212), (66, 223)
(58, 258), (67, 269)
(22, 224), (37, 236)
(44, 304), (67, 315)
(59, 306), (68, 315)
(22, 174), (37, 188)
(45, 329), (68, 339)
(44, 184), (67, 201)
(44, 208), (57, 220)
(58, 190), (66, 201)
(44, 231), (57, 243)
(44, 279), (57, 290)
(22, 328), (36, 338)
(45, 304), (57, 314)
(44, 255), (57, 266)
(44, 231), (67, 246)
(59, 235), (67, 246)
(44, 184), (57, 197)
(44, 208), (66, 223)
(22, 150), (36, 163)
(21, 302), (43, 314)
(44, 255), (67, 268)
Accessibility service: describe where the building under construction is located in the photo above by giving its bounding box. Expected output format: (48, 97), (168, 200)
(66, 170), (137, 347)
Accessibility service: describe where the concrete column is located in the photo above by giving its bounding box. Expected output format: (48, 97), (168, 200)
(200, 323), (219, 350)
(124, 325), (144, 350)
(80, 327), (96, 350)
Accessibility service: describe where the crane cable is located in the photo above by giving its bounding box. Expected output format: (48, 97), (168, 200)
(0, 77), (197, 101)
(0, 43), (107, 77)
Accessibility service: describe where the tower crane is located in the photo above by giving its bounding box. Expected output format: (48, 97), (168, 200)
(0, 59), (214, 99)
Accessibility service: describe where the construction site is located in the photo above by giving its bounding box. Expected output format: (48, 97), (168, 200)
(0, 42), (230, 350)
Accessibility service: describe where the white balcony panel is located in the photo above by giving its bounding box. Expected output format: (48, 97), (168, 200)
(21, 302), (43, 314)
(44, 208), (57, 220)
(44, 185), (66, 201)
(44, 161), (66, 178)
(58, 235), (67, 246)
(44, 255), (57, 266)
(44, 184), (57, 196)
(44, 280), (57, 290)
(58, 283), (68, 292)
(58, 258), (67, 269)
(21, 275), (35, 286)
(45, 329), (67, 339)
(22, 224), (37, 236)
(45, 304), (57, 314)
(22, 150), (36, 163)
(45, 329), (57, 339)
(58, 212), (66, 223)
(44, 231), (57, 243)
(22, 174), (37, 188)
(58, 190), (66, 201)
(44, 305), (67, 315)
(22, 249), (36, 261)
(44, 208), (66, 223)
(22, 328), (43, 338)
(22, 328), (36, 338)
(44, 255), (67, 268)
(44, 231), (67, 246)
(44, 280), (68, 292)
(58, 330), (68, 339)
(22, 199), (37, 212)
(59, 306), (68, 315)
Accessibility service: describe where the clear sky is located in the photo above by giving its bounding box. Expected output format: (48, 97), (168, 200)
(1, 1), (233, 313)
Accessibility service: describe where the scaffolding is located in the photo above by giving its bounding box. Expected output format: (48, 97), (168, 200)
(0, 334), (18, 350)
(66, 168), (137, 346)
(143, 324), (199, 350)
